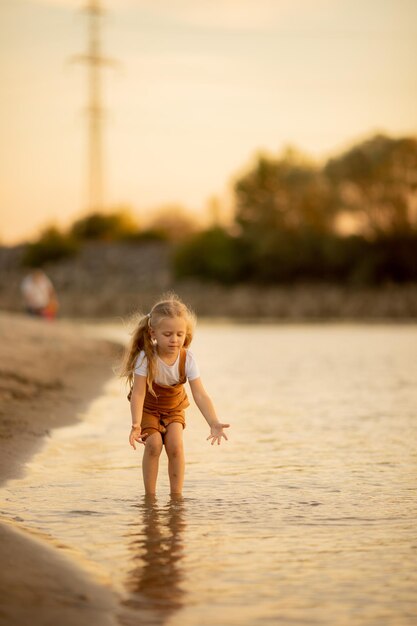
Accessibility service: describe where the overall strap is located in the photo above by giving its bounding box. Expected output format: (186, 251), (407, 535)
(179, 348), (187, 382)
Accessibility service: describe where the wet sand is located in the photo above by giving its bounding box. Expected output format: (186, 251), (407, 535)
(0, 312), (123, 626)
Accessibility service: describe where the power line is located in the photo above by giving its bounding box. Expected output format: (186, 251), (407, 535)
(71, 0), (118, 214)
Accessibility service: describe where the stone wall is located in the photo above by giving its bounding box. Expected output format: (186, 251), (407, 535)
(1, 242), (417, 320)
(0, 242), (171, 317)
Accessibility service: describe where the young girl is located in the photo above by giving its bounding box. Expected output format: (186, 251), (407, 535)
(120, 294), (230, 495)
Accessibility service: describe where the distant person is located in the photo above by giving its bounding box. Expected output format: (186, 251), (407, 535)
(119, 293), (230, 496)
(21, 269), (58, 320)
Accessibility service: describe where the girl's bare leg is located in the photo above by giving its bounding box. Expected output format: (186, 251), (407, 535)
(142, 432), (163, 495)
(164, 422), (185, 495)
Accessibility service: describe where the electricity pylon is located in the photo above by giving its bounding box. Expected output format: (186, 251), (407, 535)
(72, 0), (118, 214)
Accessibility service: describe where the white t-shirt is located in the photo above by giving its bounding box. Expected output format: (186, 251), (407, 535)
(134, 349), (200, 386)
(21, 273), (52, 308)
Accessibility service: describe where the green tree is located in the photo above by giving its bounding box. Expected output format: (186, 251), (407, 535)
(173, 227), (245, 284)
(232, 148), (336, 282)
(70, 209), (139, 241)
(325, 134), (417, 237)
(22, 226), (79, 267)
(234, 147), (334, 238)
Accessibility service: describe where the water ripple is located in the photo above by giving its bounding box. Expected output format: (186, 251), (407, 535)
(2, 323), (417, 626)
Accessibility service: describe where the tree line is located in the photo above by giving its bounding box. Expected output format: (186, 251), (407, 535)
(175, 134), (417, 285)
(21, 133), (417, 285)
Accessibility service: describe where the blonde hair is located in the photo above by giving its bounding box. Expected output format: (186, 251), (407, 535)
(119, 293), (196, 396)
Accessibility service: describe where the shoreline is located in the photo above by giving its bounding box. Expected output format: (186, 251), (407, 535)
(0, 311), (125, 626)
(76, 314), (417, 326)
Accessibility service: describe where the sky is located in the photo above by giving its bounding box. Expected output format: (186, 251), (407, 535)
(1, 0), (416, 243)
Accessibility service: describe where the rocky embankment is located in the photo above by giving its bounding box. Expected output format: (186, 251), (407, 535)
(1, 241), (416, 320)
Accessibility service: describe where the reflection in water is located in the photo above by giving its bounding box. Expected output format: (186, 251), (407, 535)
(123, 495), (186, 624)
(1, 324), (417, 625)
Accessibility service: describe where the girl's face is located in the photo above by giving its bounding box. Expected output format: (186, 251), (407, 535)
(150, 316), (187, 359)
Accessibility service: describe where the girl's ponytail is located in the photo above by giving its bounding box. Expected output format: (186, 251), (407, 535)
(119, 312), (156, 395)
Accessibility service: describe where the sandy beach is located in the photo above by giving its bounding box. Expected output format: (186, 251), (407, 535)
(0, 312), (123, 626)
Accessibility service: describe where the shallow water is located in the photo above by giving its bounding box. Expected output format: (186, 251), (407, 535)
(1, 323), (417, 625)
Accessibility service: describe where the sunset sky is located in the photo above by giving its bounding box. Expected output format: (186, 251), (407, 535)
(1, 0), (416, 244)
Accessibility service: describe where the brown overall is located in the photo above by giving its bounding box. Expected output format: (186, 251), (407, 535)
(140, 348), (189, 442)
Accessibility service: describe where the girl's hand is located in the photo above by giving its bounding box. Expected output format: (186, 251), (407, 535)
(129, 426), (147, 449)
(206, 423), (230, 446)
